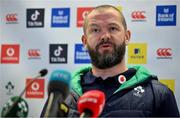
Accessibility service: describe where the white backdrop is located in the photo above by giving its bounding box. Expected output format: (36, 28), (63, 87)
(0, 0), (179, 117)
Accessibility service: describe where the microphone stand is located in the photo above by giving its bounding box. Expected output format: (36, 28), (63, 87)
(3, 69), (47, 117)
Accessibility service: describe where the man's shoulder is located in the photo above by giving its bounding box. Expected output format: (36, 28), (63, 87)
(72, 65), (92, 77)
(150, 79), (174, 96)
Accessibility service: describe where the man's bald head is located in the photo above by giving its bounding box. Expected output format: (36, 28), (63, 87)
(83, 5), (127, 34)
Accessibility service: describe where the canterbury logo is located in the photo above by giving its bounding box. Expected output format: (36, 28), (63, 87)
(156, 48), (172, 57)
(6, 14), (18, 22)
(28, 49), (40, 58)
(131, 11), (146, 19)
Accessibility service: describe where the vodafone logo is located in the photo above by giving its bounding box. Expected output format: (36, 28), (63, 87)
(28, 49), (41, 59)
(25, 79), (44, 98)
(6, 14), (18, 24)
(131, 11), (146, 21)
(156, 48), (172, 59)
(6, 48), (15, 57)
(31, 82), (40, 91)
(118, 75), (126, 84)
(77, 7), (94, 27)
(1, 44), (20, 63)
(82, 11), (89, 19)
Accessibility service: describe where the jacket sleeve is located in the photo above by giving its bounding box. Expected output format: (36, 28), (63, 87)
(152, 80), (180, 116)
(160, 89), (180, 116)
(64, 92), (80, 117)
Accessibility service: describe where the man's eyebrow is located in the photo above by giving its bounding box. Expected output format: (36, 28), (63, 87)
(108, 23), (120, 27)
(88, 23), (99, 27)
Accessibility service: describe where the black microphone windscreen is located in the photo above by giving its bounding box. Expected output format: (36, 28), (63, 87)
(48, 70), (71, 99)
(39, 69), (48, 77)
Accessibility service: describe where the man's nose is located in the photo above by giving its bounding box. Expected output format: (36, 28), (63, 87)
(100, 31), (110, 42)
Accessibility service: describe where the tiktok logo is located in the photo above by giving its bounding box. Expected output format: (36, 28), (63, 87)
(31, 10), (40, 21)
(49, 44), (68, 63)
(26, 8), (45, 28)
(54, 46), (63, 57)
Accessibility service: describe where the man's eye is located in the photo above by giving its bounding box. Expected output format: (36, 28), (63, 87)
(110, 27), (118, 31)
(92, 28), (99, 33)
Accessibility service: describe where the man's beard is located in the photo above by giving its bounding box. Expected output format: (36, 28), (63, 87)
(87, 40), (126, 69)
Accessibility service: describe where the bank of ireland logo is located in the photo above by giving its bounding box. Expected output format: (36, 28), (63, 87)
(49, 44), (68, 63)
(74, 44), (90, 63)
(51, 8), (70, 27)
(156, 5), (176, 26)
(26, 8), (45, 28)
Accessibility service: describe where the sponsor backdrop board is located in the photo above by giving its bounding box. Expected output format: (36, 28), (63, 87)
(0, 0), (179, 117)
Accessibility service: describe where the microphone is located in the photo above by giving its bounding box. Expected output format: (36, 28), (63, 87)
(77, 90), (106, 118)
(1, 68), (48, 117)
(43, 70), (71, 117)
(39, 69), (48, 77)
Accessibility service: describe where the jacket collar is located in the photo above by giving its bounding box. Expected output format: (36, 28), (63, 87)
(71, 65), (152, 96)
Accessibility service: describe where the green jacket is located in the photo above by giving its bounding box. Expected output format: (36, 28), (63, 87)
(68, 65), (179, 117)
(71, 65), (152, 96)
(41, 65), (179, 117)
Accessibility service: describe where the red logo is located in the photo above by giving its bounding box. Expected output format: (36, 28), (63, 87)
(25, 79), (44, 98)
(131, 11), (146, 21)
(77, 7), (94, 27)
(28, 49), (41, 59)
(118, 75), (126, 84)
(6, 14), (18, 23)
(157, 48), (172, 59)
(1, 44), (20, 63)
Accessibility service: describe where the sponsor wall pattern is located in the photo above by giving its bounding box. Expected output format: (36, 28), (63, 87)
(0, 0), (179, 117)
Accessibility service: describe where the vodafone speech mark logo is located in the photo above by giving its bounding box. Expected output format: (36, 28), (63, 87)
(131, 11), (146, 22)
(25, 79), (44, 98)
(6, 13), (18, 24)
(1, 44), (20, 63)
(28, 49), (41, 59)
(156, 48), (172, 59)
(77, 7), (94, 27)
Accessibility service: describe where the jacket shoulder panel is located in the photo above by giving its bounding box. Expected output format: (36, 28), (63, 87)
(150, 79), (179, 116)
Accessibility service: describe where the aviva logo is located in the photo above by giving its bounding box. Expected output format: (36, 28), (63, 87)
(159, 79), (175, 93)
(128, 43), (147, 64)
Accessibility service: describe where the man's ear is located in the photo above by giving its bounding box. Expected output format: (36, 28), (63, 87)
(125, 30), (131, 45)
(82, 35), (87, 49)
